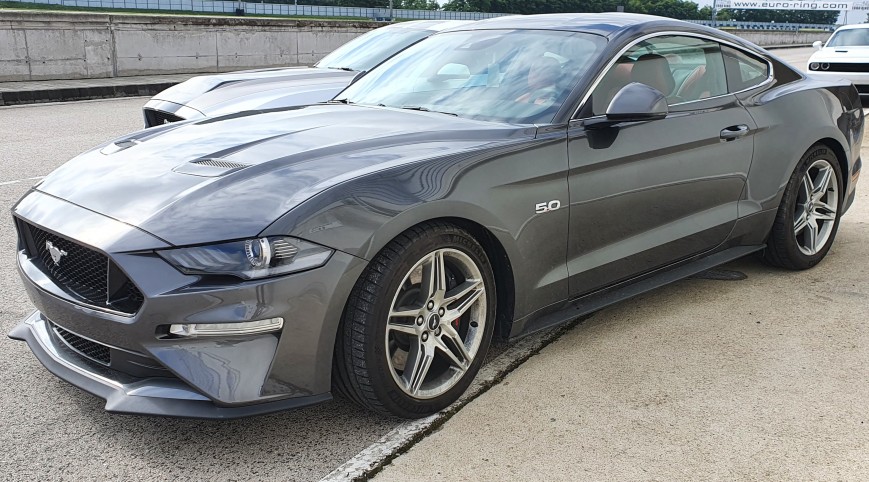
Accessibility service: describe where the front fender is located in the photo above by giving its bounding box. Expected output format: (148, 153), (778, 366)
(264, 132), (572, 323)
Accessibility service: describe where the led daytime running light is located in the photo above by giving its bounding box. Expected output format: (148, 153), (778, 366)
(169, 317), (284, 337)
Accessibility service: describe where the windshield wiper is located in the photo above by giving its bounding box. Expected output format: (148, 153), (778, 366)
(327, 98), (354, 104)
(399, 105), (458, 117)
(324, 66), (356, 72)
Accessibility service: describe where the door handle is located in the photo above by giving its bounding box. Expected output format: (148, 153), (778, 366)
(720, 124), (750, 141)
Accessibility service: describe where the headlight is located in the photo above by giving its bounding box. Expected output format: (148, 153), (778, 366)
(809, 62), (820, 71)
(158, 236), (332, 280)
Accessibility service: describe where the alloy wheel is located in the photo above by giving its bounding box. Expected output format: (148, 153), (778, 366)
(793, 158), (839, 256)
(385, 248), (487, 400)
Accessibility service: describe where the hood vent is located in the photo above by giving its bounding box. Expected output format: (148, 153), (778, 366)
(173, 158), (250, 177)
(100, 138), (140, 155)
(190, 159), (249, 169)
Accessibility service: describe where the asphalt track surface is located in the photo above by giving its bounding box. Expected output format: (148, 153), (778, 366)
(0, 97), (521, 481)
(0, 97), (414, 480)
(0, 47), (851, 481)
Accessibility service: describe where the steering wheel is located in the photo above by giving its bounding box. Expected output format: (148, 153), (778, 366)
(516, 86), (558, 106)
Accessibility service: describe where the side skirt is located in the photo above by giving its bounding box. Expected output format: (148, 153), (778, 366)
(509, 244), (764, 339)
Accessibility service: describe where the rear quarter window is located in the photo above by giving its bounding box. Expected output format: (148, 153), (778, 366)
(721, 46), (770, 92)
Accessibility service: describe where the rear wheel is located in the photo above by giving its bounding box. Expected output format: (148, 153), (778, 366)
(333, 222), (496, 418)
(764, 144), (843, 270)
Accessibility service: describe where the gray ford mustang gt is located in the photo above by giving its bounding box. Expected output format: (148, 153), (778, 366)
(9, 13), (863, 419)
(142, 20), (470, 127)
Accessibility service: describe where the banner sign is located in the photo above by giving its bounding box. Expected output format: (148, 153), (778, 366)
(717, 0), (854, 9)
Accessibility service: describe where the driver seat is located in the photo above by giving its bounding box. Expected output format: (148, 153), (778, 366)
(630, 54), (675, 96)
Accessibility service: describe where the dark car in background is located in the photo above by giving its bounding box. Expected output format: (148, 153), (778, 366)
(142, 19), (470, 127)
(10, 13), (862, 419)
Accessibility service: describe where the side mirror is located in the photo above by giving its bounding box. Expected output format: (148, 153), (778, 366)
(584, 82), (668, 128)
(813, 40), (824, 50)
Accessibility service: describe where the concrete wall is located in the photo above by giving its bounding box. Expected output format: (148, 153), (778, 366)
(727, 29), (831, 47)
(0, 11), (378, 81)
(0, 11), (833, 82)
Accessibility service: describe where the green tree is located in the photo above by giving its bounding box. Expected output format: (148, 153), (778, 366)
(698, 5), (731, 20)
(444, 0), (715, 20)
(337, 0), (389, 7)
(627, 0), (702, 19)
(396, 0), (439, 9)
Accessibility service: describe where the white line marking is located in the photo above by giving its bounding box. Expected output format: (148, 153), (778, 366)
(0, 176), (44, 187)
(320, 320), (584, 482)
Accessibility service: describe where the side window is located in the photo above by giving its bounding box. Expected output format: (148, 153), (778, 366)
(587, 36), (728, 116)
(721, 45), (770, 92)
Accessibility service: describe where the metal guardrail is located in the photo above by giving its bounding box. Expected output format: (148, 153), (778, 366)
(2, 0), (508, 20)
(2, 0), (839, 28)
(686, 19), (837, 31)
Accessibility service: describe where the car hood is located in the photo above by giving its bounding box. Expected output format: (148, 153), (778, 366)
(809, 46), (869, 63)
(152, 67), (355, 108)
(180, 70), (357, 118)
(36, 105), (531, 247)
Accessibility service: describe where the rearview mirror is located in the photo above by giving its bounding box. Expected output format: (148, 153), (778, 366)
(584, 82), (668, 128)
(813, 40), (824, 50)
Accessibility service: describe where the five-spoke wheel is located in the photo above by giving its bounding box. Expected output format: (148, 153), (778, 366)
(333, 222), (496, 418)
(792, 159), (839, 256)
(766, 144), (843, 270)
(386, 248), (487, 399)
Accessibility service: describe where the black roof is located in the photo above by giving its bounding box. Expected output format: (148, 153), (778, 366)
(463, 13), (700, 37)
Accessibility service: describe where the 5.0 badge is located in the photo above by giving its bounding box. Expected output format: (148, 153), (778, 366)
(535, 200), (561, 214)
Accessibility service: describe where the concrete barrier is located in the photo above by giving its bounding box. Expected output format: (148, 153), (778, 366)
(0, 11), (833, 82)
(0, 11), (378, 81)
(726, 29), (830, 48)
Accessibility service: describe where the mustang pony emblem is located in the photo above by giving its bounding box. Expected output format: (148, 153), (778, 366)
(45, 241), (67, 266)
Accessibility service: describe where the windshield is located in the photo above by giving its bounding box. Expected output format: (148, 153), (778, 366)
(338, 29), (606, 124)
(826, 29), (869, 47)
(316, 26), (432, 72)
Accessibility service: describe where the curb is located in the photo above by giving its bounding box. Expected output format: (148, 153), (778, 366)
(0, 81), (180, 107)
(764, 43), (813, 50)
(321, 314), (592, 481)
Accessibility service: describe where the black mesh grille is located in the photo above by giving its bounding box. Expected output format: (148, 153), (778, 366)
(53, 324), (111, 365)
(144, 108), (184, 127)
(21, 222), (144, 314)
(114, 281), (145, 314)
(825, 63), (869, 73)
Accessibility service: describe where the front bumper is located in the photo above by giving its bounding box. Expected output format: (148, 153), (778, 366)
(807, 70), (869, 92)
(9, 190), (367, 418)
(9, 314), (330, 419)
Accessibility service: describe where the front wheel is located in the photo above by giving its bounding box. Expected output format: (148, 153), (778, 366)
(333, 222), (496, 418)
(764, 144), (843, 270)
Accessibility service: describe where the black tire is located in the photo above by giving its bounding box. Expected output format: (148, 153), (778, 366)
(764, 143), (843, 270)
(333, 221), (497, 418)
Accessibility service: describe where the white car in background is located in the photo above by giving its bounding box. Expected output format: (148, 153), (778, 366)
(808, 23), (869, 96)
